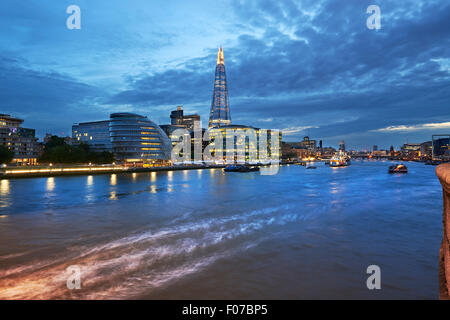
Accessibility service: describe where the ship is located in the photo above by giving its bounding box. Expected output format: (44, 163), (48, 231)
(329, 150), (351, 167)
(388, 164), (408, 174)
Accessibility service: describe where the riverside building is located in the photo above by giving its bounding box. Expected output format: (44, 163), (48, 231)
(0, 114), (40, 165)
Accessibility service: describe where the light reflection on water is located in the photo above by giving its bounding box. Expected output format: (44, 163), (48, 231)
(0, 161), (443, 299)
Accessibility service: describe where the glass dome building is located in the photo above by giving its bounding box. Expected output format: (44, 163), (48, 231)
(109, 113), (172, 164)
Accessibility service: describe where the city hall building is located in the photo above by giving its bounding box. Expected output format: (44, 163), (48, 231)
(72, 113), (172, 165)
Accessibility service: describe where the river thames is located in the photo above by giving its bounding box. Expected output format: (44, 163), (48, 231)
(0, 160), (443, 299)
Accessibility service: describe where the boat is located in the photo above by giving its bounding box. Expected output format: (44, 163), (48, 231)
(224, 165), (260, 172)
(306, 165), (317, 169)
(329, 150), (351, 167)
(388, 164), (408, 173)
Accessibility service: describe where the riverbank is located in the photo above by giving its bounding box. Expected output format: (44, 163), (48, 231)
(0, 164), (227, 179)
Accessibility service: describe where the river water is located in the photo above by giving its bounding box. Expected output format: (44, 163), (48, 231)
(0, 160), (443, 299)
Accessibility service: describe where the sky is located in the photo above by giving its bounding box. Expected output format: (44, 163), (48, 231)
(0, 0), (449, 150)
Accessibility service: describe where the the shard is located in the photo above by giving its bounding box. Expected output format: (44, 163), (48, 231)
(209, 47), (231, 128)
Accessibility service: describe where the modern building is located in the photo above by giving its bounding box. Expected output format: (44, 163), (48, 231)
(420, 141), (432, 158)
(432, 135), (450, 160)
(289, 136), (317, 152)
(401, 143), (421, 157)
(110, 113), (171, 165)
(72, 120), (112, 152)
(168, 106), (200, 131)
(207, 125), (281, 164)
(339, 140), (346, 152)
(209, 47), (231, 128)
(0, 114), (40, 165)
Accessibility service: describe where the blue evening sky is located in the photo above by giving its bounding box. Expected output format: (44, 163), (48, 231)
(0, 0), (449, 149)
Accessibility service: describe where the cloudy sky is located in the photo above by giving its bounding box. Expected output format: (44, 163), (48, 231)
(0, 0), (449, 149)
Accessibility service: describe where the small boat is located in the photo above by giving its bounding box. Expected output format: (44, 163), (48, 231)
(224, 165), (260, 172)
(306, 165), (317, 169)
(388, 164), (408, 173)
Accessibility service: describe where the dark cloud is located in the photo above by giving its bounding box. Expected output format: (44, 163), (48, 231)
(106, 0), (449, 148)
(1, 0), (449, 147)
(0, 56), (105, 136)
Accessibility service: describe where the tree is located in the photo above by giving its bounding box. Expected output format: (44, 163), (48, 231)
(40, 137), (115, 164)
(0, 145), (14, 164)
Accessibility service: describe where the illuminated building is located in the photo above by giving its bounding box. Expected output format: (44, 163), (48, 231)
(110, 113), (171, 165)
(72, 120), (112, 152)
(168, 106), (200, 131)
(432, 135), (450, 160)
(339, 140), (346, 152)
(207, 125), (281, 163)
(209, 47), (231, 128)
(289, 136), (317, 152)
(401, 143), (421, 158)
(0, 114), (39, 165)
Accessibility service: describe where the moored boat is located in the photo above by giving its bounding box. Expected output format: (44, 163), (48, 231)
(224, 165), (260, 172)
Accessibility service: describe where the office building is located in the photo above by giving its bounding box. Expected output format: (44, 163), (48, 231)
(72, 120), (112, 152)
(0, 114), (40, 165)
(110, 113), (171, 164)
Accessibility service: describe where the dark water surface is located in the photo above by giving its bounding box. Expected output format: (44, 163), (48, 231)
(0, 160), (443, 299)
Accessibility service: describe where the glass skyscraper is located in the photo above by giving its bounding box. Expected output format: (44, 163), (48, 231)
(209, 47), (231, 128)
(110, 113), (171, 164)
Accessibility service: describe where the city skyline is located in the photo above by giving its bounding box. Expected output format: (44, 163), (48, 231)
(0, 0), (449, 149)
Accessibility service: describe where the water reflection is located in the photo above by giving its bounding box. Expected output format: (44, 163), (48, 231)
(87, 176), (93, 187)
(0, 179), (10, 196)
(168, 171), (173, 182)
(110, 174), (117, 186)
(109, 191), (117, 200)
(151, 172), (156, 182)
(46, 177), (55, 192)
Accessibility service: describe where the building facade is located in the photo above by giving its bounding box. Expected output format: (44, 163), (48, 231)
(209, 47), (231, 128)
(72, 120), (112, 152)
(0, 114), (40, 165)
(169, 106), (200, 131)
(433, 135), (450, 160)
(206, 125), (281, 164)
(110, 113), (171, 165)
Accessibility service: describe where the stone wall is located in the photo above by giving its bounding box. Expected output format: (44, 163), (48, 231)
(437, 163), (450, 299)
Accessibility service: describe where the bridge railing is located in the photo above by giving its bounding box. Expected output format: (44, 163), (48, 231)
(437, 163), (450, 299)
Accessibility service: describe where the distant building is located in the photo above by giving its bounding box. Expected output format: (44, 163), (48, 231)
(208, 125), (281, 163)
(322, 147), (336, 156)
(72, 113), (172, 165)
(420, 141), (432, 158)
(372, 150), (388, 156)
(339, 140), (346, 152)
(169, 106), (201, 131)
(400, 143), (421, 159)
(72, 120), (112, 152)
(0, 114), (40, 165)
(373, 145), (378, 151)
(289, 136), (317, 152)
(432, 135), (450, 160)
(110, 113), (171, 165)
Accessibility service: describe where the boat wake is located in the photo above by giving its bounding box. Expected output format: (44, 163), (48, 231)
(0, 204), (310, 299)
